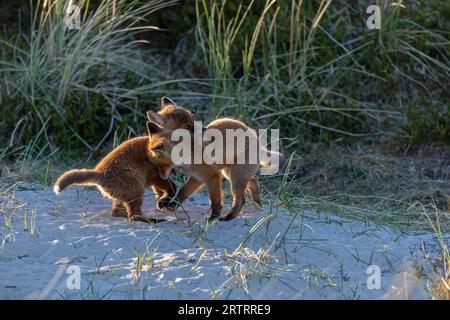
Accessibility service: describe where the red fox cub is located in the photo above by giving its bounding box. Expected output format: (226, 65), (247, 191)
(147, 97), (195, 132)
(146, 118), (281, 221)
(53, 97), (194, 222)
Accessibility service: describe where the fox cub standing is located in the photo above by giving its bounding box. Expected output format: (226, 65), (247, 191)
(54, 97), (194, 222)
(147, 117), (281, 221)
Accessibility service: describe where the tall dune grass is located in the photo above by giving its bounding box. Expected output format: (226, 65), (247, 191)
(0, 0), (180, 158)
(194, 0), (449, 145)
(0, 0), (448, 160)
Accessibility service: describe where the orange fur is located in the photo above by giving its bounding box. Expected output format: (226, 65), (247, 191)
(54, 136), (175, 222)
(147, 97), (194, 132)
(147, 118), (280, 221)
(54, 98), (193, 222)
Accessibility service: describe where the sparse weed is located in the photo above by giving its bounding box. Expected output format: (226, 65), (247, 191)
(424, 205), (450, 299)
(130, 237), (159, 282)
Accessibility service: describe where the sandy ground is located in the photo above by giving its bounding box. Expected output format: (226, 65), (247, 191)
(0, 186), (444, 299)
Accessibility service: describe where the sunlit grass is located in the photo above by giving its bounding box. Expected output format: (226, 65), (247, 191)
(0, 0), (183, 153)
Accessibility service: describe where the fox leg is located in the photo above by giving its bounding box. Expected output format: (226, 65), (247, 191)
(222, 173), (247, 221)
(161, 177), (204, 211)
(178, 177), (205, 202)
(121, 183), (150, 222)
(246, 176), (262, 208)
(124, 196), (144, 220)
(111, 199), (127, 217)
(206, 175), (222, 220)
(151, 177), (177, 211)
(151, 177), (177, 199)
(123, 196), (160, 223)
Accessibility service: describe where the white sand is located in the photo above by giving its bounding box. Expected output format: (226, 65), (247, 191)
(0, 186), (441, 299)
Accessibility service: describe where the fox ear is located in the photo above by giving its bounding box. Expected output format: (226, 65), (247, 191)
(161, 96), (176, 109)
(146, 121), (161, 136)
(147, 111), (164, 124)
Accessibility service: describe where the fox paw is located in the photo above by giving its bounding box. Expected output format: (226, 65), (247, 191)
(206, 215), (219, 224)
(219, 214), (237, 221)
(157, 197), (178, 211)
(156, 196), (170, 210)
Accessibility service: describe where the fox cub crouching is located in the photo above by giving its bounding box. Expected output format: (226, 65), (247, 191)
(147, 117), (281, 221)
(54, 97), (194, 222)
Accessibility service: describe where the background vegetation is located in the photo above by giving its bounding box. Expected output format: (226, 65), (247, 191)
(0, 0), (448, 216)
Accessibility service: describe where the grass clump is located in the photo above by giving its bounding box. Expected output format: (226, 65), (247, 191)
(0, 0), (183, 154)
(0, 0), (448, 155)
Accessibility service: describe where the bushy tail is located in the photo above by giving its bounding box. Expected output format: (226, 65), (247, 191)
(259, 147), (283, 170)
(54, 169), (102, 194)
